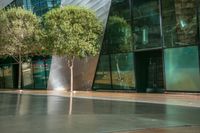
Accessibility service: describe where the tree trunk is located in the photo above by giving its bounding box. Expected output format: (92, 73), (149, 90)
(70, 57), (75, 92)
(18, 55), (22, 89)
(69, 92), (73, 115)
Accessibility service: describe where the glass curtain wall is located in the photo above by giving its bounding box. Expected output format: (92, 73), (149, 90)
(164, 46), (200, 91)
(93, 0), (135, 90)
(0, 68), (4, 88)
(132, 0), (162, 49)
(22, 62), (34, 89)
(32, 59), (51, 89)
(8, 0), (61, 16)
(198, 0), (200, 44)
(0, 65), (14, 89)
(162, 0), (198, 47)
(0, 58), (51, 89)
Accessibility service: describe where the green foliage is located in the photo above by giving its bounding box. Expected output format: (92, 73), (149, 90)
(0, 7), (42, 57)
(42, 6), (103, 58)
(107, 16), (132, 53)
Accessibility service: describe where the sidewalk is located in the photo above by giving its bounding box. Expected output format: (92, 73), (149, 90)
(0, 89), (200, 107)
(0, 90), (199, 133)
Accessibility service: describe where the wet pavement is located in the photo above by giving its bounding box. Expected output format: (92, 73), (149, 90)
(0, 93), (200, 133)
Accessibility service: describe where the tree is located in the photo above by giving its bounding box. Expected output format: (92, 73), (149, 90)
(43, 6), (103, 92)
(0, 7), (42, 89)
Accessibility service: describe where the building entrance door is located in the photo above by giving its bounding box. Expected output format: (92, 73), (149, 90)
(135, 50), (164, 93)
(146, 56), (164, 92)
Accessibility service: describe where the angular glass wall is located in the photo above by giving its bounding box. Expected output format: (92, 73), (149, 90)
(162, 0), (198, 47)
(164, 46), (200, 91)
(132, 0), (162, 49)
(93, 55), (112, 89)
(93, 0), (135, 90)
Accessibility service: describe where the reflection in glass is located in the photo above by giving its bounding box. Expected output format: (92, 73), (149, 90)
(199, 2), (200, 40)
(106, 16), (132, 53)
(133, 0), (161, 49)
(93, 55), (111, 89)
(162, 0), (197, 47)
(33, 60), (46, 89)
(0, 68), (4, 88)
(3, 65), (13, 88)
(94, 0), (135, 90)
(9, 0), (61, 16)
(111, 53), (135, 89)
(164, 46), (200, 91)
(22, 62), (34, 89)
(44, 59), (51, 82)
(101, 0), (132, 54)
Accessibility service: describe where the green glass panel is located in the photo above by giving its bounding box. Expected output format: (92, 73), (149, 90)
(45, 59), (51, 81)
(22, 62), (34, 89)
(93, 55), (111, 89)
(33, 60), (46, 89)
(111, 53), (135, 89)
(162, 0), (197, 47)
(8, 0), (61, 16)
(3, 65), (13, 88)
(0, 67), (4, 88)
(199, 1), (200, 40)
(133, 0), (161, 49)
(164, 46), (200, 91)
(102, 0), (133, 54)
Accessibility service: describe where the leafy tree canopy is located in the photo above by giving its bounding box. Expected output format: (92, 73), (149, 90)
(0, 7), (42, 57)
(43, 6), (103, 58)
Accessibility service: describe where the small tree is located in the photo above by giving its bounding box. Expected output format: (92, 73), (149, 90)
(0, 7), (42, 89)
(43, 6), (103, 92)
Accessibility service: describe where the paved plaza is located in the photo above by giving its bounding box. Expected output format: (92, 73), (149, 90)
(0, 90), (199, 133)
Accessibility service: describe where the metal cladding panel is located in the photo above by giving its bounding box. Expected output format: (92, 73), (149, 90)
(0, 0), (13, 9)
(47, 0), (111, 90)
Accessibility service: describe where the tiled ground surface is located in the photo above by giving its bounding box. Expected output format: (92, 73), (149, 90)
(0, 90), (199, 107)
(0, 90), (199, 133)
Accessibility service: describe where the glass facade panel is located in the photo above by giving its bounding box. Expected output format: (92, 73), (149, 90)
(0, 67), (4, 88)
(93, 0), (135, 90)
(9, 0), (61, 16)
(33, 60), (46, 89)
(3, 65), (13, 88)
(22, 62), (34, 89)
(162, 0), (197, 47)
(93, 55), (112, 89)
(102, 0), (132, 54)
(132, 0), (161, 49)
(111, 53), (135, 89)
(45, 59), (51, 82)
(199, 0), (200, 41)
(164, 46), (200, 91)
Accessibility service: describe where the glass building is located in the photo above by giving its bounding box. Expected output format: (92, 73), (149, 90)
(93, 0), (200, 93)
(1, 0), (200, 92)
